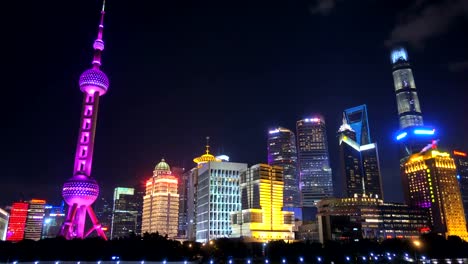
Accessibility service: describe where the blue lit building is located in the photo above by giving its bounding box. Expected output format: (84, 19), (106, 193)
(391, 47), (436, 158)
(296, 116), (333, 207)
(41, 202), (66, 239)
(343, 105), (371, 146)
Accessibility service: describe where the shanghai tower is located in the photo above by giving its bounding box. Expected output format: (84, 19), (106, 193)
(60, 0), (109, 240)
(391, 47), (436, 158)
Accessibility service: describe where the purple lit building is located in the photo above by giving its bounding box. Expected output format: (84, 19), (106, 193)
(59, 1), (109, 240)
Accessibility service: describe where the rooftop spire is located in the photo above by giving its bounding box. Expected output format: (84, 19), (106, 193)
(91, 0), (107, 69)
(205, 136), (210, 154)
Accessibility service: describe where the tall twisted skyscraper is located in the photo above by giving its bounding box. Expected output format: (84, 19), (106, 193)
(391, 47), (436, 157)
(267, 127), (299, 207)
(60, 1), (109, 240)
(296, 116), (333, 207)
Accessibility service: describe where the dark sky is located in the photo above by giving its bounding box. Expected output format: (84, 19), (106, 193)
(4, 0), (468, 206)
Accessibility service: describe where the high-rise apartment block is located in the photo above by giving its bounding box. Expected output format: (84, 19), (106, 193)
(231, 164), (294, 242)
(142, 159), (179, 238)
(338, 109), (383, 199)
(267, 127), (300, 207)
(0, 208), (8, 241)
(403, 148), (468, 240)
(453, 150), (468, 226)
(111, 187), (140, 239)
(296, 116), (333, 206)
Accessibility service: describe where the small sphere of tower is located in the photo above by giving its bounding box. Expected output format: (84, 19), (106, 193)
(79, 68), (109, 95)
(62, 174), (100, 207)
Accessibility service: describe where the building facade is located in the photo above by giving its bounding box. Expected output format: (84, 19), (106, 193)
(196, 161), (247, 243)
(317, 196), (428, 243)
(267, 127), (300, 207)
(453, 150), (468, 227)
(24, 199), (46, 241)
(403, 149), (468, 240)
(6, 201), (29, 241)
(94, 196), (113, 238)
(231, 164), (294, 242)
(343, 105), (371, 145)
(296, 117), (333, 207)
(111, 187), (140, 239)
(41, 203), (66, 239)
(172, 166), (188, 238)
(338, 114), (383, 199)
(142, 159), (179, 238)
(0, 208), (8, 241)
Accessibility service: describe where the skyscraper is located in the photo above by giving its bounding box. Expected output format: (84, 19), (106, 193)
(94, 197), (113, 238)
(0, 208), (9, 241)
(403, 147), (468, 240)
(338, 111), (383, 199)
(296, 116), (333, 207)
(60, 0), (109, 240)
(453, 150), (468, 226)
(343, 105), (371, 145)
(6, 201), (29, 241)
(111, 187), (140, 239)
(24, 199), (46, 241)
(142, 159), (179, 238)
(231, 164), (295, 242)
(391, 47), (436, 158)
(267, 127), (299, 207)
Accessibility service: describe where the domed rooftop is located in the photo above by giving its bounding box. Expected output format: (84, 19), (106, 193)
(153, 159), (171, 176)
(193, 137), (221, 165)
(79, 68), (109, 95)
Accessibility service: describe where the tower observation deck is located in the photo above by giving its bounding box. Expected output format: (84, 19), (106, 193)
(60, 0), (109, 240)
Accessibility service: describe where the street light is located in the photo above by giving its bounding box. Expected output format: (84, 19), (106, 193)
(413, 240), (422, 263)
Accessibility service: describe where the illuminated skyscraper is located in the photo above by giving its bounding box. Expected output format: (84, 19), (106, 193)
(94, 197), (113, 237)
(0, 208), (8, 241)
(60, 0), (109, 240)
(24, 199), (46, 241)
(111, 187), (140, 239)
(191, 139), (247, 243)
(343, 105), (371, 145)
(391, 47), (436, 158)
(453, 150), (468, 226)
(267, 127), (299, 207)
(142, 159), (179, 238)
(42, 203), (66, 239)
(403, 148), (468, 240)
(6, 201), (29, 241)
(231, 164), (294, 242)
(296, 116), (333, 206)
(338, 113), (383, 199)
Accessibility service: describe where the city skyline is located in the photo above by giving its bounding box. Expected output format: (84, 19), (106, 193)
(4, 0), (468, 206)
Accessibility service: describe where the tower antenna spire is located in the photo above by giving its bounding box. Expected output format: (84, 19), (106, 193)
(206, 136), (210, 154)
(92, 0), (107, 69)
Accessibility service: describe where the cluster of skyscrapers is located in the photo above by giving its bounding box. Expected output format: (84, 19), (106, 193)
(1, 2), (468, 245)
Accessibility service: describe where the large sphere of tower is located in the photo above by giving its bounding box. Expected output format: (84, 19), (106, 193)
(62, 175), (100, 206)
(79, 68), (109, 95)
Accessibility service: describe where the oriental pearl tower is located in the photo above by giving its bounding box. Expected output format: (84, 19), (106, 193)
(60, 0), (109, 240)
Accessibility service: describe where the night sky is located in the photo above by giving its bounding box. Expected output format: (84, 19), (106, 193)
(4, 0), (468, 206)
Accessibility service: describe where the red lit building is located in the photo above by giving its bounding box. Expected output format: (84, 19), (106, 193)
(6, 202), (29, 241)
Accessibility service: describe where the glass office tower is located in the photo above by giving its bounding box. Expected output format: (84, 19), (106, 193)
(267, 127), (300, 207)
(111, 187), (140, 239)
(296, 116), (333, 207)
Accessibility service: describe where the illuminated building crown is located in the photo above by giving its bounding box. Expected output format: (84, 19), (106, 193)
(154, 158), (171, 176)
(338, 113), (354, 133)
(193, 136), (221, 164)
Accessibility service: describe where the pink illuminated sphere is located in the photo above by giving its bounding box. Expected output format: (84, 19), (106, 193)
(79, 69), (109, 95)
(62, 174), (100, 206)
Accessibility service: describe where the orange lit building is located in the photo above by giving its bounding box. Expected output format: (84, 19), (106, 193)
(403, 149), (468, 240)
(6, 201), (29, 241)
(24, 199), (46, 240)
(231, 164), (294, 242)
(142, 159), (179, 238)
